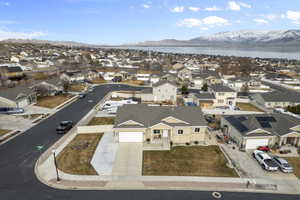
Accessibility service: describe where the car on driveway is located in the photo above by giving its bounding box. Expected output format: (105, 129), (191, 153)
(257, 146), (270, 152)
(253, 150), (279, 171)
(272, 156), (294, 173)
(56, 121), (73, 134)
(0, 107), (25, 114)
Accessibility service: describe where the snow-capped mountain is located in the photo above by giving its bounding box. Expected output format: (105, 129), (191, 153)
(192, 30), (300, 43)
(135, 30), (300, 49)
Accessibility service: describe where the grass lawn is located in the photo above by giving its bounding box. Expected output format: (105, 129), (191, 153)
(69, 84), (86, 92)
(87, 117), (115, 126)
(236, 103), (264, 112)
(57, 133), (102, 175)
(36, 95), (73, 108)
(285, 157), (300, 179)
(0, 129), (11, 136)
(143, 146), (238, 177)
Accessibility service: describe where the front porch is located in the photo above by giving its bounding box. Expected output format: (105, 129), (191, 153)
(143, 129), (171, 150)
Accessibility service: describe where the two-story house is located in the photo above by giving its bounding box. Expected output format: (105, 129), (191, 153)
(209, 84), (237, 108)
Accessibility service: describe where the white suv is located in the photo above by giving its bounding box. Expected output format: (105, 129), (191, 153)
(252, 150), (278, 171)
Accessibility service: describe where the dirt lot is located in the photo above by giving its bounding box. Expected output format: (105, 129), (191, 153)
(57, 133), (102, 175)
(92, 78), (107, 84)
(285, 157), (300, 179)
(36, 95), (73, 108)
(122, 80), (144, 85)
(0, 129), (11, 136)
(87, 117), (115, 125)
(143, 146), (238, 177)
(236, 103), (264, 112)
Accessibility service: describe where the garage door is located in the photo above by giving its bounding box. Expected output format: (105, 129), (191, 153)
(119, 132), (143, 142)
(245, 138), (269, 149)
(17, 99), (28, 108)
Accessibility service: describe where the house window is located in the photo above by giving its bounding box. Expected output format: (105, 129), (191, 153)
(218, 99), (224, 103)
(195, 128), (200, 132)
(153, 129), (160, 134)
(178, 130), (183, 135)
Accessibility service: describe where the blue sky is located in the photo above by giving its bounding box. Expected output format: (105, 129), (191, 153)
(0, 0), (300, 44)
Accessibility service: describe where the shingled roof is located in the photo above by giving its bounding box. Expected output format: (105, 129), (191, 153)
(114, 104), (207, 128)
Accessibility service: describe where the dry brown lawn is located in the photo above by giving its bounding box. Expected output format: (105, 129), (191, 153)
(236, 103), (264, 112)
(285, 157), (300, 179)
(143, 146), (238, 177)
(92, 78), (107, 84)
(69, 84), (86, 92)
(87, 117), (115, 126)
(36, 95), (73, 108)
(0, 129), (11, 136)
(20, 114), (43, 120)
(57, 133), (102, 175)
(122, 80), (144, 85)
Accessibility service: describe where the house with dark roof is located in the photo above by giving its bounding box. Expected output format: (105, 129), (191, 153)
(140, 80), (177, 104)
(221, 113), (300, 150)
(113, 104), (208, 149)
(0, 84), (37, 108)
(30, 78), (64, 96)
(252, 91), (300, 109)
(192, 92), (215, 109)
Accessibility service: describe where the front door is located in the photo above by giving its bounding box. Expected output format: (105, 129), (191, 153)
(163, 130), (168, 138)
(286, 137), (296, 145)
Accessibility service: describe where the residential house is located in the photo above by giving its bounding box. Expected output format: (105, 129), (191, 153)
(209, 84), (237, 108)
(60, 71), (85, 83)
(140, 80), (177, 104)
(113, 104), (208, 149)
(253, 91), (300, 109)
(178, 68), (192, 81)
(194, 70), (221, 86)
(0, 85), (37, 108)
(31, 78), (63, 96)
(192, 92), (215, 109)
(221, 113), (300, 150)
(0, 66), (24, 80)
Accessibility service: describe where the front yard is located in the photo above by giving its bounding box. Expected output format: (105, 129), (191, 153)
(143, 146), (238, 177)
(236, 103), (264, 112)
(285, 157), (300, 179)
(121, 80), (144, 85)
(0, 129), (11, 136)
(68, 84), (87, 92)
(57, 133), (102, 175)
(36, 95), (73, 108)
(87, 117), (115, 125)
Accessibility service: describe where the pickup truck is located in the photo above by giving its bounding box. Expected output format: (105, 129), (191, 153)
(252, 150), (278, 171)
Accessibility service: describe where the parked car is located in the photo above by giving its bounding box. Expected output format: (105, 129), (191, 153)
(257, 146), (270, 152)
(56, 121), (73, 134)
(0, 107), (25, 114)
(78, 93), (87, 98)
(272, 156), (294, 173)
(252, 150), (278, 171)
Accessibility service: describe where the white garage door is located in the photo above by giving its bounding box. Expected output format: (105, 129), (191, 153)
(245, 138), (269, 150)
(17, 99), (28, 108)
(119, 132), (143, 142)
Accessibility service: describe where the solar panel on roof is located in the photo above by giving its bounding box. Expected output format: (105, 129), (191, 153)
(237, 116), (247, 121)
(226, 116), (249, 132)
(259, 121), (272, 128)
(256, 116), (276, 122)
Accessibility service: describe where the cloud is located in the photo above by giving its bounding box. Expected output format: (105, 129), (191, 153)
(254, 19), (269, 24)
(239, 2), (251, 8)
(204, 6), (221, 11)
(188, 7), (200, 12)
(286, 11), (300, 21)
(177, 16), (229, 28)
(228, 1), (251, 11)
(170, 6), (184, 13)
(143, 4), (150, 9)
(0, 29), (46, 40)
(0, 1), (10, 6)
(228, 1), (240, 11)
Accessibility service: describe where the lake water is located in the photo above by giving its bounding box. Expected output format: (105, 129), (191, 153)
(121, 46), (300, 60)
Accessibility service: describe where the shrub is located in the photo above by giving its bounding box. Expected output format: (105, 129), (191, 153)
(146, 138), (150, 143)
(170, 141), (173, 146)
(186, 142), (190, 146)
(194, 141), (199, 145)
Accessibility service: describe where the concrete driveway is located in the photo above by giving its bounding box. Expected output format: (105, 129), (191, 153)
(112, 143), (143, 176)
(220, 144), (298, 180)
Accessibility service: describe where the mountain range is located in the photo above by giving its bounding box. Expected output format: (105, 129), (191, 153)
(135, 30), (300, 49)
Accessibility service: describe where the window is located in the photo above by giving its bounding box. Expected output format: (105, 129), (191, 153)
(178, 130), (183, 135)
(153, 129), (160, 134)
(195, 128), (200, 132)
(218, 99), (224, 103)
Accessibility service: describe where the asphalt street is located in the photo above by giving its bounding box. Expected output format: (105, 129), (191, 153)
(0, 84), (299, 200)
